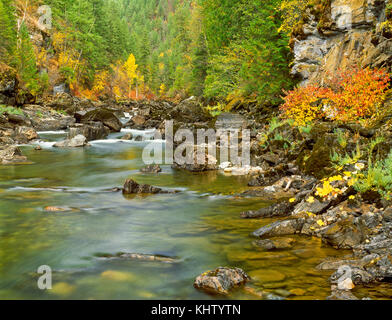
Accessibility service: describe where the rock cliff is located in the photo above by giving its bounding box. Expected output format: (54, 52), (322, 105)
(291, 0), (391, 85)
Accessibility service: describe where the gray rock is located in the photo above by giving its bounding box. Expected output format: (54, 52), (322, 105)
(330, 265), (373, 286)
(194, 267), (250, 295)
(321, 217), (364, 249)
(75, 108), (122, 132)
(96, 252), (179, 264)
(293, 198), (331, 215)
(241, 200), (298, 219)
(252, 219), (305, 238)
(53, 134), (88, 148)
(68, 122), (109, 141)
(123, 179), (171, 194)
(253, 238), (296, 250)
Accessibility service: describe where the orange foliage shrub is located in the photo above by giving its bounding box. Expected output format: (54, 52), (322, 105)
(280, 67), (391, 125)
(280, 86), (330, 125)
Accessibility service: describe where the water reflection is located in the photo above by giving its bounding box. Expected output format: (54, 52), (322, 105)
(0, 131), (388, 300)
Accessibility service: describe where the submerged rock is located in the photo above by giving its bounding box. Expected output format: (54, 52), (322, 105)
(44, 206), (71, 213)
(53, 134), (88, 148)
(172, 148), (218, 172)
(194, 267), (250, 295)
(241, 201), (296, 219)
(122, 179), (177, 195)
(96, 252), (180, 264)
(123, 179), (162, 194)
(327, 289), (359, 301)
(140, 164), (162, 173)
(253, 238), (296, 250)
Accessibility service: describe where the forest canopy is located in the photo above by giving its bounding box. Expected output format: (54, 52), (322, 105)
(0, 0), (296, 107)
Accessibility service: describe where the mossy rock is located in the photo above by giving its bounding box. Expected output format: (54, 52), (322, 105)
(0, 65), (17, 96)
(309, 122), (336, 142)
(302, 133), (343, 179)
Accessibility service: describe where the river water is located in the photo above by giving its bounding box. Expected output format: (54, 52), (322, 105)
(0, 127), (388, 300)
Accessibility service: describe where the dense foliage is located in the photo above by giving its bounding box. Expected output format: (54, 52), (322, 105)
(0, 0), (295, 105)
(280, 68), (391, 125)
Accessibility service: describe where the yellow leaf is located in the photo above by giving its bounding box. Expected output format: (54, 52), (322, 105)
(307, 196), (315, 204)
(317, 220), (325, 227)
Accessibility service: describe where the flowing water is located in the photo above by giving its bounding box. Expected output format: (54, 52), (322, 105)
(0, 127), (388, 300)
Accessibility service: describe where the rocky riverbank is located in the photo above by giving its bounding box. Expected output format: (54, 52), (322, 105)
(3, 87), (392, 299)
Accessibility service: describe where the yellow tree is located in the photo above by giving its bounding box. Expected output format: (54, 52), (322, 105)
(92, 70), (109, 96)
(123, 53), (138, 98)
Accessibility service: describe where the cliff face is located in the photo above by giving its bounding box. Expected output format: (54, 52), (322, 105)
(291, 0), (391, 85)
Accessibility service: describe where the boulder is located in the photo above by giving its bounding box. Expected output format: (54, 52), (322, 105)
(241, 201), (295, 219)
(7, 113), (30, 126)
(122, 179), (163, 194)
(248, 164), (289, 187)
(168, 96), (211, 123)
(241, 189), (311, 219)
(23, 105), (76, 131)
(253, 238), (296, 250)
(321, 217), (364, 249)
(13, 126), (38, 143)
(0, 145), (28, 164)
(47, 93), (75, 113)
(53, 134), (88, 148)
(128, 115), (146, 127)
(194, 267), (250, 295)
(252, 219), (305, 238)
(301, 134), (342, 179)
(68, 122), (109, 141)
(292, 198), (331, 215)
(75, 108), (122, 132)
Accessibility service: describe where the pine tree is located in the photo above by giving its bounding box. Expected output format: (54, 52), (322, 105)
(15, 23), (40, 95)
(0, 0), (16, 62)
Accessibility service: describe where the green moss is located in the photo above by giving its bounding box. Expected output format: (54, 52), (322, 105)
(0, 105), (23, 116)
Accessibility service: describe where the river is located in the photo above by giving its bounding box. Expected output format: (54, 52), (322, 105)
(1, 124), (386, 300)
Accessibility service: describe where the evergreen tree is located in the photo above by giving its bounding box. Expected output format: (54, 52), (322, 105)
(0, 0), (16, 62)
(15, 23), (40, 95)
